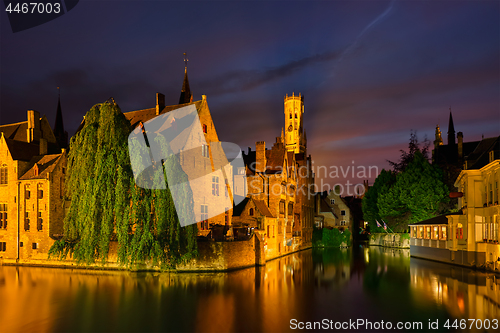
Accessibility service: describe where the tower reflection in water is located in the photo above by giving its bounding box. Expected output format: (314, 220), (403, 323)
(0, 246), (498, 332)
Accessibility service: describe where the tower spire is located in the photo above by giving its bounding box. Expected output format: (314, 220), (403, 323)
(54, 87), (68, 149)
(179, 53), (192, 104)
(447, 107), (455, 145)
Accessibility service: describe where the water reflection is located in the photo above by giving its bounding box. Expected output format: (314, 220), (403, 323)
(0, 246), (497, 332)
(410, 258), (500, 327)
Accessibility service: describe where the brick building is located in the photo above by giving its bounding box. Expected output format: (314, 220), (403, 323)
(236, 93), (315, 258)
(0, 103), (67, 261)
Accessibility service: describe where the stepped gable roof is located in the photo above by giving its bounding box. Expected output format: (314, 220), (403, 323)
(466, 136), (499, 169)
(3, 138), (40, 161)
(0, 120), (30, 142)
(19, 153), (63, 180)
(409, 212), (462, 226)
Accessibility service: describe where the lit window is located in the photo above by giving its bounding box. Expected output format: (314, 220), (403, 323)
(441, 226), (447, 240)
(457, 223), (463, 239)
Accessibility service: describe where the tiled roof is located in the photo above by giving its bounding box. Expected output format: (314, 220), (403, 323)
(265, 146), (285, 172)
(0, 120), (29, 142)
(466, 136), (499, 169)
(319, 198), (338, 219)
(253, 199), (274, 218)
(232, 197), (274, 218)
(124, 101), (202, 130)
(4, 138), (40, 161)
(19, 154), (63, 180)
(408, 212), (462, 226)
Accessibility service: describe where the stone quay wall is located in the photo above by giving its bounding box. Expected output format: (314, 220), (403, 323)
(369, 233), (410, 249)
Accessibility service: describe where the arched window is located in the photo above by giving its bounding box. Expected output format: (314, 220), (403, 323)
(249, 208), (254, 216)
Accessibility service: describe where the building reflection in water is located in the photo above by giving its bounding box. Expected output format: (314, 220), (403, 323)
(410, 257), (500, 326)
(0, 247), (498, 332)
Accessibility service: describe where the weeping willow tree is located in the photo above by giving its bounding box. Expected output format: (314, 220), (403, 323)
(49, 100), (197, 267)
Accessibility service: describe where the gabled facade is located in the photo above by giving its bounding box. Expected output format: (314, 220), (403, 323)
(124, 94), (234, 236)
(314, 190), (352, 231)
(0, 110), (66, 261)
(241, 136), (297, 258)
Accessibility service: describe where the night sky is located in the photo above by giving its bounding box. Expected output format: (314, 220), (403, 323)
(1, 1), (499, 191)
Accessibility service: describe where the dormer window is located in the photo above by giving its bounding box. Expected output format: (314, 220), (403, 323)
(34, 164), (39, 176)
(203, 124), (208, 134)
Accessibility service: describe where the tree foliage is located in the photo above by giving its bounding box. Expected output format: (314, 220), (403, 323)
(387, 130), (430, 173)
(49, 101), (197, 267)
(362, 169), (396, 232)
(363, 132), (449, 232)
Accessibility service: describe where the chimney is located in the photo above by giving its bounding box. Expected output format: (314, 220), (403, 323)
(255, 141), (266, 173)
(27, 110), (41, 143)
(457, 132), (463, 160)
(39, 138), (47, 155)
(156, 93), (165, 115)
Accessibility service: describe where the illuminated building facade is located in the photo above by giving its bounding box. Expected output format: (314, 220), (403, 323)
(0, 107), (67, 261)
(411, 135), (500, 270)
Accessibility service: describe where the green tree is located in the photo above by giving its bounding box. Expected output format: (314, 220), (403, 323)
(50, 101), (197, 267)
(362, 169), (396, 232)
(378, 151), (449, 231)
(387, 130), (430, 173)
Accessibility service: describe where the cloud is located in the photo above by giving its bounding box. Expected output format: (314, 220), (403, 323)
(199, 51), (342, 95)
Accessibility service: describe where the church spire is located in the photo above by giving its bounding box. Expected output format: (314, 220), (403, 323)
(179, 53), (192, 104)
(447, 108), (455, 145)
(54, 87), (68, 149)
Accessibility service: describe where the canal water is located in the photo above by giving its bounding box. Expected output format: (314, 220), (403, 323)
(0, 246), (498, 332)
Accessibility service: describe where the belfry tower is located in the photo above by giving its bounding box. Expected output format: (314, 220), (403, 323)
(284, 92), (305, 154)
